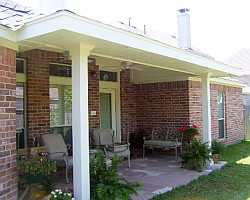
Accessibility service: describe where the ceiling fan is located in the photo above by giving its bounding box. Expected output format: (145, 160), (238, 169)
(101, 61), (144, 71)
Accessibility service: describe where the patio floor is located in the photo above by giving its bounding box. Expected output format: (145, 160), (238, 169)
(19, 154), (226, 199)
(54, 154), (226, 200)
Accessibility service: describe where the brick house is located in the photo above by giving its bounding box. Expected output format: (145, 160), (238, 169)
(0, 2), (245, 199)
(224, 48), (250, 139)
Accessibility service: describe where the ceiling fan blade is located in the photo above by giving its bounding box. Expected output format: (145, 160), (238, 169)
(131, 66), (144, 71)
(100, 61), (144, 71)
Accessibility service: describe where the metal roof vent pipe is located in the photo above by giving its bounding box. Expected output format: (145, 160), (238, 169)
(177, 8), (192, 50)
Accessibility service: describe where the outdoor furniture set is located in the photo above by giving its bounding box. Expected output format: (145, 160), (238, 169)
(19, 127), (182, 184)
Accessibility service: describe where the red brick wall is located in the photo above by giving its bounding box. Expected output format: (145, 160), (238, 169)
(135, 81), (190, 135)
(17, 50), (100, 145)
(188, 81), (203, 139)
(211, 84), (244, 144)
(188, 81), (244, 144)
(120, 70), (137, 141)
(120, 75), (244, 144)
(0, 47), (17, 200)
(17, 50), (55, 146)
(88, 60), (100, 131)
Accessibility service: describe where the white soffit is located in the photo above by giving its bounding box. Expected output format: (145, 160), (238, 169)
(16, 11), (242, 77)
(0, 25), (18, 50)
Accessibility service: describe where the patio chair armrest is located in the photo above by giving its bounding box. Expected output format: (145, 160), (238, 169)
(63, 154), (73, 166)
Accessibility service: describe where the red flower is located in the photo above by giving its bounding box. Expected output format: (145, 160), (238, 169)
(191, 124), (197, 129)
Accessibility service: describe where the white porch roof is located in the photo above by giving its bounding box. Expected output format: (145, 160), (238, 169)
(1, 10), (243, 81)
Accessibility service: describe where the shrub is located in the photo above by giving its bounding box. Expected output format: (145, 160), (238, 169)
(211, 140), (225, 154)
(90, 151), (143, 200)
(180, 139), (211, 171)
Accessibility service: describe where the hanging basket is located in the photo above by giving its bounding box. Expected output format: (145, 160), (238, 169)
(25, 173), (43, 183)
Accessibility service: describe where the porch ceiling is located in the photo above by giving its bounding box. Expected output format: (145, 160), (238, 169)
(15, 10), (242, 80)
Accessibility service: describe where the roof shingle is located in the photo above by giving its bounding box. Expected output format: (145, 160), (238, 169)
(0, 0), (44, 30)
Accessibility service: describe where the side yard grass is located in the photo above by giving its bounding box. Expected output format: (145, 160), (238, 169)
(152, 140), (250, 200)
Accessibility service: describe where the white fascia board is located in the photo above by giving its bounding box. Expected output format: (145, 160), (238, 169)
(16, 11), (241, 76)
(242, 87), (250, 94)
(210, 78), (246, 88)
(0, 26), (18, 50)
(190, 77), (246, 88)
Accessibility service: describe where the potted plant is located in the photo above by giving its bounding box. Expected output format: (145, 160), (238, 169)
(129, 131), (144, 158)
(50, 188), (74, 200)
(24, 152), (57, 184)
(211, 140), (225, 163)
(178, 124), (199, 141)
(180, 138), (211, 171)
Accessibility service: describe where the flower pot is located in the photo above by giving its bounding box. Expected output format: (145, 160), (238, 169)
(187, 134), (195, 142)
(25, 173), (43, 183)
(212, 153), (219, 163)
(132, 154), (138, 158)
(131, 148), (143, 158)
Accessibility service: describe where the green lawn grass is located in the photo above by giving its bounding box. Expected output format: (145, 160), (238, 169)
(152, 140), (250, 200)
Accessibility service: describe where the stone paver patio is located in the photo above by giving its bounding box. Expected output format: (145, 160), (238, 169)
(23, 155), (226, 200)
(118, 155), (226, 200)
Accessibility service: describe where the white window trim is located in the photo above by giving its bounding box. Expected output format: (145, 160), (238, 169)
(218, 92), (226, 140)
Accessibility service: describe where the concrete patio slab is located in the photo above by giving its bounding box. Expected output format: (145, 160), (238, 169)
(19, 155), (226, 199)
(118, 155), (227, 200)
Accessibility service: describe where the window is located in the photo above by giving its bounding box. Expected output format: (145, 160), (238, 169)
(100, 71), (117, 82)
(16, 84), (25, 129)
(218, 92), (225, 139)
(50, 63), (72, 77)
(16, 59), (25, 73)
(16, 58), (27, 149)
(50, 85), (72, 127)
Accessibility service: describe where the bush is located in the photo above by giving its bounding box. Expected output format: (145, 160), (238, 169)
(90, 151), (143, 200)
(180, 139), (211, 171)
(211, 140), (225, 154)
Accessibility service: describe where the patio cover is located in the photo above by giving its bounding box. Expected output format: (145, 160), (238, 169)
(0, 8), (244, 200)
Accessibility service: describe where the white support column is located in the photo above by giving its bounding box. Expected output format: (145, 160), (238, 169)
(70, 43), (94, 200)
(201, 73), (212, 146)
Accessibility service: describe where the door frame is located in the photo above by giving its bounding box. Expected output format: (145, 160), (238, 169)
(100, 80), (121, 142)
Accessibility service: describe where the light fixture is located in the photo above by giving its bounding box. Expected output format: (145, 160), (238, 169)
(90, 70), (97, 78)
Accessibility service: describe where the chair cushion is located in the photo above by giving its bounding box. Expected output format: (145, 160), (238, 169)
(106, 144), (128, 152)
(107, 148), (130, 158)
(92, 129), (113, 146)
(42, 134), (68, 159)
(144, 140), (181, 147)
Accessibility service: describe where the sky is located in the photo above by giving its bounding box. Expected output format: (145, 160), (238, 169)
(13, 0), (250, 61)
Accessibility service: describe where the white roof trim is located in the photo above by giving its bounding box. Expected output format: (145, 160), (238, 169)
(16, 11), (242, 76)
(190, 77), (246, 88)
(0, 25), (18, 50)
(242, 87), (250, 94)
